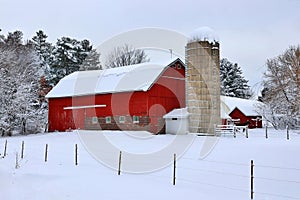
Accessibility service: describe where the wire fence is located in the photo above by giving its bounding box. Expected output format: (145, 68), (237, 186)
(1, 139), (300, 199)
(177, 157), (300, 199)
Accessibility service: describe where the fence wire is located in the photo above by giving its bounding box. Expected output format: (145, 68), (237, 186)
(176, 177), (249, 193)
(255, 176), (300, 184)
(255, 191), (300, 200)
(256, 164), (300, 171)
(2, 138), (300, 199)
(178, 166), (249, 178)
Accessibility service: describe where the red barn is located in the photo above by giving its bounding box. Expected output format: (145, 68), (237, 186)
(221, 96), (263, 128)
(229, 107), (262, 128)
(46, 58), (185, 134)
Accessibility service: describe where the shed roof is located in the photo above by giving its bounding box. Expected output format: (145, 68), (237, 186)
(163, 108), (189, 119)
(220, 96), (263, 117)
(46, 58), (183, 98)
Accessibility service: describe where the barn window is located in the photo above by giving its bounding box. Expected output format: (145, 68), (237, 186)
(177, 64), (181, 69)
(92, 117), (98, 124)
(119, 116), (125, 123)
(133, 116), (139, 123)
(106, 116), (111, 124)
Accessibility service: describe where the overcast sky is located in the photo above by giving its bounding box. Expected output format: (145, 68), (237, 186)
(1, 0), (300, 95)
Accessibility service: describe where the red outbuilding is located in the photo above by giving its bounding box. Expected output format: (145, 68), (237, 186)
(220, 96), (263, 128)
(229, 107), (262, 128)
(46, 58), (185, 134)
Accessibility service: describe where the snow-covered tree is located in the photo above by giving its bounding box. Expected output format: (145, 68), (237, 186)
(32, 31), (53, 65)
(3, 30), (23, 46)
(105, 44), (149, 68)
(32, 30), (53, 82)
(79, 49), (102, 71)
(0, 29), (5, 43)
(0, 32), (46, 136)
(220, 58), (252, 99)
(260, 45), (300, 129)
(50, 37), (93, 85)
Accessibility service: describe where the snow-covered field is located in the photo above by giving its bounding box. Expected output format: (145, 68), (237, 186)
(0, 128), (300, 200)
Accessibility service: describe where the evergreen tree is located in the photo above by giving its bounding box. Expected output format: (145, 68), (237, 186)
(220, 58), (252, 99)
(32, 30), (53, 81)
(50, 37), (93, 85)
(32, 30), (53, 64)
(79, 49), (101, 71)
(4, 30), (23, 46)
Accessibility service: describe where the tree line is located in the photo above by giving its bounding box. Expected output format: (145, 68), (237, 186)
(1, 28), (298, 135)
(0, 29), (102, 136)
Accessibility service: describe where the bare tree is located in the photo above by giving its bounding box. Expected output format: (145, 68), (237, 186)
(260, 45), (300, 129)
(105, 44), (149, 68)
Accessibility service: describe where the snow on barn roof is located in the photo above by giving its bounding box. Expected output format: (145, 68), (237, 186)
(46, 58), (183, 98)
(163, 108), (189, 119)
(220, 96), (262, 117)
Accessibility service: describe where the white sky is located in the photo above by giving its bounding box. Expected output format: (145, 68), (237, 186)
(1, 0), (300, 95)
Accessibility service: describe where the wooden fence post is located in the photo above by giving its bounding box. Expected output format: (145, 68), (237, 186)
(75, 144), (78, 165)
(15, 152), (19, 169)
(265, 125), (268, 139)
(173, 153), (176, 185)
(287, 125), (290, 140)
(246, 127), (249, 138)
(118, 151), (122, 175)
(21, 141), (25, 159)
(251, 160), (254, 199)
(3, 140), (7, 157)
(287, 127), (290, 140)
(44, 144), (48, 162)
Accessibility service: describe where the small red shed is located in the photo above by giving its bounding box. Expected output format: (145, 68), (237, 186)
(229, 107), (262, 128)
(46, 58), (185, 134)
(220, 96), (263, 128)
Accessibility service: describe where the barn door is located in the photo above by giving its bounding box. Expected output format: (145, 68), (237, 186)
(72, 109), (85, 130)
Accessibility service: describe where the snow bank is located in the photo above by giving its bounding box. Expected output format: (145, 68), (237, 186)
(0, 129), (300, 200)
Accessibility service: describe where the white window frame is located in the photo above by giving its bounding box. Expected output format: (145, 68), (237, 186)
(92, 117), (98, 124)
(105, 116), (111, 124)
(133, 116), (139, 124)
(119, 116), (125, 123)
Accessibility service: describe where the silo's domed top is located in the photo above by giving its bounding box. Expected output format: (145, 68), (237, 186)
(189, 26), (219, 43)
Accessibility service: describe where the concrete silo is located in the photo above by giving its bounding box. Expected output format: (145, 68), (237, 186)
(186, 27), (221, 134)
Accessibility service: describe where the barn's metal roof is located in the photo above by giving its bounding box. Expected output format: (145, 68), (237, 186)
(46, 58), (183, 98)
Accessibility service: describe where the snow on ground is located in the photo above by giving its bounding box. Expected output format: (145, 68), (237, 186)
(0, 128), (300, 200)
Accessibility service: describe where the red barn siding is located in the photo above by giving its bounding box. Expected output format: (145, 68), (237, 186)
(48, 61), (185, 134)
